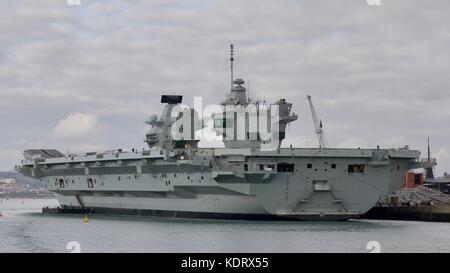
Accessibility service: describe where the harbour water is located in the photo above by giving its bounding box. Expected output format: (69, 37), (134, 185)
(1, 199), (449, 253)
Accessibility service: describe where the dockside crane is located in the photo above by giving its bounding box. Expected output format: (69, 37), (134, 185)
(307, 95), (328, 148)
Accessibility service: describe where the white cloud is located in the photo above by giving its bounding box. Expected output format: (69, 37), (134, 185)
(336, 137), (368, 149)
(50, 112), (100, 140)
(0, 148), (25, 172)
(435, 145), (449, 161)
(45, 112), (109, 155)
(380, 136), (408, 148)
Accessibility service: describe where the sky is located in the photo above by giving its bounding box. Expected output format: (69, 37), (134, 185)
(0, 0), (449, 176)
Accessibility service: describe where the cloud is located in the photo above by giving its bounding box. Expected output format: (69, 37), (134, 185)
(45, 112), (108, 154)
(50, 112), (100, 140)
(380, 136), (408, 148)
(336, 137), (368, 149)
(435, 146), (449, 162)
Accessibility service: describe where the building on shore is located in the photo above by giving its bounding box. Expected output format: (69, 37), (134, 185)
(0, 178), (15, 184)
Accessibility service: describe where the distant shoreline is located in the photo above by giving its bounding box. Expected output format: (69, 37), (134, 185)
(0, 196), (56, 200)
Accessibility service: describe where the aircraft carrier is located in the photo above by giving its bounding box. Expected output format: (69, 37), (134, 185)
(16, 46), (435, 220)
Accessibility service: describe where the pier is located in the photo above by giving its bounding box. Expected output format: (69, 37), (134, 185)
(363, 186), (450, 222)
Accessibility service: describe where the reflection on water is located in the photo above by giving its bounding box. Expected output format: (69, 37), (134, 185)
(1, 198), (449, 253)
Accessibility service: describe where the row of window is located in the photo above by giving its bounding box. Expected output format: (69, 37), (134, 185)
(307, 163), (337, 169)
(54, 162), (370, 189)
(159, 173), (205, 180)
(57, 174), (208, 189)
(56, 178), (102, 189)
(242, 163), (366, 173)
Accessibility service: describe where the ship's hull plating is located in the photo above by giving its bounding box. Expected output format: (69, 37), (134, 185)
(23, 148), (420, 221)
(53, 193), (359, 221)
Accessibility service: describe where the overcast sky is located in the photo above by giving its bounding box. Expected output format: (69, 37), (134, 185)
(0, 0), (449, 176)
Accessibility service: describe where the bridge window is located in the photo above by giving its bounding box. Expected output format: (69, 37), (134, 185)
(244, 164), (248, 171)
(213, 118), (226, 129)
(331, 164), (336, 169)
(277, 162), (295, 172)
(348, 164), (365, 173)
(307, 163), (312, 169)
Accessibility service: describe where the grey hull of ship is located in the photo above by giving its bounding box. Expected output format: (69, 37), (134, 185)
(26, 148), (420, 221)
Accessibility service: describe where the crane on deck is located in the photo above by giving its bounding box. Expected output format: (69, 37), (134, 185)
(307, 95), (328, 148)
